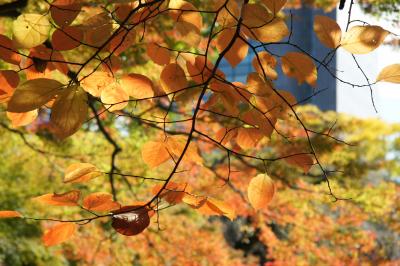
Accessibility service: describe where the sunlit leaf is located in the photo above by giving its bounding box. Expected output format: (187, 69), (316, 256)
(0, 34), (21, 65)
(100, 83), (129, 112)
(0, 70), (19, 103)
(13, 14), (51, 49)
(197, 197), (236, 221)
(376, 64), (400, 83)
(262, 0), (287, 14)
(215, 28), (248, 68)
(247, 173), (275, 210)
(82, 192), (120, 212)
(51, 85), (88, 139)
(42, 223), (77, 246)
(313, 15), (342, 49)
(160, 63), (188, 94)
(152, 182), (189, 204)
(33, 190), (81, 206)
(64, 163), (101, 183)
(81, 71), (114, 97)
(6, 110), (38, 127)
(7, 79), (63, 113)
(83, 12), (113, 47)
(141, 141), (171, 168)
(281, 52), (317, 87)
(0, 210), (22, 218)
(252, 52), (278, 80)
(120, 73), (154, 99)
(146, 42), (171, 66)
(341, 25), (389, 54)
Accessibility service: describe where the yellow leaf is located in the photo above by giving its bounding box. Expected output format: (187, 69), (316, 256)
(120, 73), (154, 99)
(247, 173), (275, 210)
(42, 223), (77, 246)
(33, 190), (81, 206)
(341, 25), (389, 54)
(100, 83), (129, 111)
(13, 14), (51, 49)
(160, 63), (188, 94)
(64, 163), (101, 183)
(81, 71), (114, 97)
(242, 4), (288, 43)
(281, 52), (317, 87)
(0, 210), (22, 218)
(215, 28), (248, 68)
(51, 85), (88, 139)
(7, 79), (63, 113)
(376, 64), (400, 83)
(6, 110), (38, 127)
(82, 192), (120, 212)
(313, 15), (342, 49)
(141, 141), (171, 168)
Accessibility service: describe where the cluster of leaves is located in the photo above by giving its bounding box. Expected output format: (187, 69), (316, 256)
(0, 0), (399, 264)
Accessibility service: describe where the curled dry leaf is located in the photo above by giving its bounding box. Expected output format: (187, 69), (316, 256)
(313, 15), (342, 49)
(33, 190), (81, 206)
(82, 192), (121, 212)
(376, 64), (400, 83)
(7, 78), (63, 113)
(50, 85), (88, 139)
(112, 205), (150, 236)
(13, 14), (51, 49)
(42, 223), (77, 246)
(247, 173), (275, 210)
(281, 52), (317, 87)
(0, 210), (23, 218)
(64, 163), (100, 183)
(341, 25), (390, 54)
(7, 110), (38, 127)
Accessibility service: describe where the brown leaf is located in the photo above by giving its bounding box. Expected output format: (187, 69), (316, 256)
(82, 192), (121, 212)
(50, 0), (81, 27)
(215, 28), (248, 68)
(281, 52), (317, 87)
(112, 205), (150, 236)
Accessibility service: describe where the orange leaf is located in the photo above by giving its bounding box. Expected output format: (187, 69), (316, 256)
(120, 73), (154, 99)
(284, 153), (314, 173)
(33, 190), (81, 206)
(146, 42), (171, 65)
(82, 192), (121, 212)
(0, 70), (19, 103)
(0, 210), (22, 218)
(262, 0), (287, 14)
(141, 140), (171, 168)
(152, 182), (190, 204)
(0, 34), (21, 65)
(252, 52), (278, 80)
(6, 110), (38, 127)
(215, 28), (248, 68)
(50, 0), (81, 27)
(64, 163), (100, 183)
(247, 173), (275, 210)
(100, 83), (129, 111)
(52, 26), (83, 51)
(81, 71), (114, 97)
(197, 197), (236, 221)
(182, 194), (207, 208)
(42, 223), (77, 246)
(281, 52), (317, 87)
(160, 63), (188, 94)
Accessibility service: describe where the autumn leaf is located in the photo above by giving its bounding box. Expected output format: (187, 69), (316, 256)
(112, 205), (150, 236)
(13, 14), (51, 49)
(247, 173), (275, 210)
(313, 15), (342, 49)
(252, 52), (278, 80)
(0, 70), (20, 103)
(376, 64), (400, 83)
(100, 83), (129, 111)
(81, 71), (114, 97)
(281, 52), (317, 87)
(51, 85), (88, 139)
(215, 28), (248, 68)
(341, 25), (389, 54)
(284, 152), (314, 173)
(50, 0), (81, 27)
(6, 110), (38, 127)
(83, 12), (113, 47)
(7, 79), (63, 113)
(82, 192), (121, 212)
(152, 182), (189, 204)
(0, 35), (21, 65)
(197, 197), (236, 221)
(42, 223), (77, 246)
(0, 210), (23, 218)
(141, 141), (171, 168)
(33, 190), (81, 206)
(120, 73), (154, 99)
(52, 26), (83, 51)
(63, 163), (101, 183)
(261, 0), (287, 14)
(146, 42), (171, 65)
